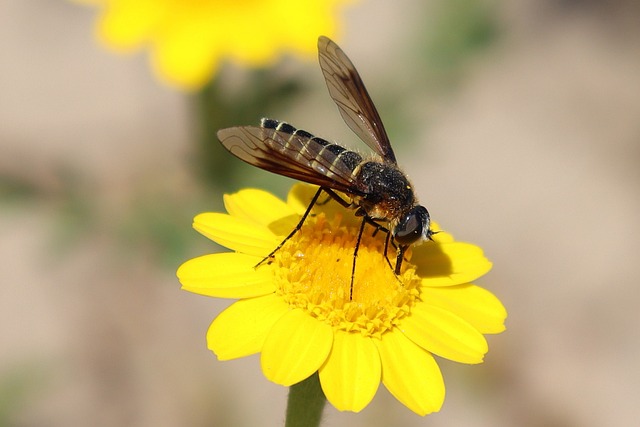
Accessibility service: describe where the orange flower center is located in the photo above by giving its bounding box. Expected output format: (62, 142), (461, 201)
(272, 212), (421, 337)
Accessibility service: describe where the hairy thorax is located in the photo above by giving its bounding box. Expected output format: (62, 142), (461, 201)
(353, 161), (416, 221)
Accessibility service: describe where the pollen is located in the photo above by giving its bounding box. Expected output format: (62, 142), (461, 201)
(272, 212), (421, 337)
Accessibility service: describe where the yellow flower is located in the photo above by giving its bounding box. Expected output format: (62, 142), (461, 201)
(76, 0), (355, 89)
(177, 184), (507, 415)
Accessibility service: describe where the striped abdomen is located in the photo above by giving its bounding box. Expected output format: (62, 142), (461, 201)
(260, 118), (363, 178)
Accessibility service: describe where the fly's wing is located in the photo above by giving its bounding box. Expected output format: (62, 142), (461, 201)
(217, 125), (365, 196)
(318, 36), (397, 164)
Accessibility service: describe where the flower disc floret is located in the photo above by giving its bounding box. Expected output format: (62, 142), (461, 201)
(273, 212), (420, 337)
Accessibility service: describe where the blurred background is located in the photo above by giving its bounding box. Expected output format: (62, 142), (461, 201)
(1, 0), (639, 426)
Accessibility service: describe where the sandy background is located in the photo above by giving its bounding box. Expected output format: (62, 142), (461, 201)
(1, 0), (639, 426)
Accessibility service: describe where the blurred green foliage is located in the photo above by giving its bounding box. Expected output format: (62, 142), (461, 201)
(0, 176), (40, 203)
(195, 68), (306, 192)
(0, 363), (48, 427)
(116, 190), (217, 268)
(422, 0), (500, 87)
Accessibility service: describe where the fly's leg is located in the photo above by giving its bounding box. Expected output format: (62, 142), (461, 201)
(350, 216), (367, 301)
(255, 187), (324, 267)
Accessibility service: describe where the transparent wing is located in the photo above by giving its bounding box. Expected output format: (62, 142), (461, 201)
(217, 125), (365, 196)
(318, 36), (397, 164)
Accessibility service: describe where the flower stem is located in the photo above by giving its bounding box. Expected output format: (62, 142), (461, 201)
(285, 372), (327, 427)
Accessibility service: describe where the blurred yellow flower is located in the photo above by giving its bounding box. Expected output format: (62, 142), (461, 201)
(75, 0), (354, 89)
(177, 184), (507, 415)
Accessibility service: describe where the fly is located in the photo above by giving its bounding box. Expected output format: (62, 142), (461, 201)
(217, 36), (433, 300)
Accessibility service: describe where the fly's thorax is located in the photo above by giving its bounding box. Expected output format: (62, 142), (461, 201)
(353, 160), (417, 221)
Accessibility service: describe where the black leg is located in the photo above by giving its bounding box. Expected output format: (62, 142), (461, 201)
(364, 217), (389, 234)
(360, 217), (397, 272)
(395, 245), (407, 275)
(255, 187), (324, 267)
(350, 216), (367, 300)
(315, 193), (333, 206)
(383, 231), (394, 270)
(321, 188), (354, 209)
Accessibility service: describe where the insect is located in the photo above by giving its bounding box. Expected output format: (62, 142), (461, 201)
(217, 36), (433, 299)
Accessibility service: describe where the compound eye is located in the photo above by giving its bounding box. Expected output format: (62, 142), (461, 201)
(394, 211), (424, 246)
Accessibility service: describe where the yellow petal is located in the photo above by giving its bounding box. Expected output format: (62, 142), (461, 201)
(375, 331), (445, 416)
(414, 242), (492, 287)
(318, 331), (380, 412)
(147, 7), (225, 89)
(421, 284), (507, 334)
(84, 0), (354, 89)
(223, 188), (296, 227)
(97, 0), (164, 51)
(151, 36), (218, 89)
(399, 303), (488, 364)
(208, 294), (289, 360)
(193, 212), (277, 256)
(177, 253), (275, 298)
(261, 309), (333, 386)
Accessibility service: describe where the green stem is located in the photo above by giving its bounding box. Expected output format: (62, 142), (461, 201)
(285, 372), (327, 427)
